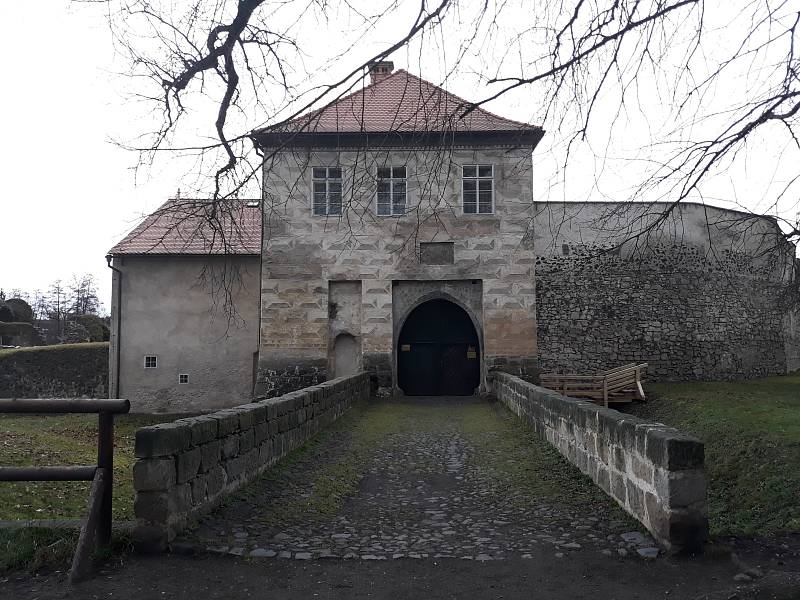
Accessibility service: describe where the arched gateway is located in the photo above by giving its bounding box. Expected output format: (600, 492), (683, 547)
(397, 299), (480, 396)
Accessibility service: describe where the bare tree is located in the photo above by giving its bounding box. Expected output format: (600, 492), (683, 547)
(48, 279), (68, 339)
(68, 274), (101, 316)
(99, 1), (798, 223)
(96, 0), (799, 315)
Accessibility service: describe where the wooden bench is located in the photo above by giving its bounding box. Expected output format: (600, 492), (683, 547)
(539, 363), (647, 408)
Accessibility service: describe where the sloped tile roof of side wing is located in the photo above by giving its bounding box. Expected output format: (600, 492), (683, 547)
(252, 64), (544, 145)
(107, 199), (261, 256)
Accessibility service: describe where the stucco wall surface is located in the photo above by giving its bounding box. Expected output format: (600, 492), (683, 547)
(533, 202), (796, 379)
(257, 147), (537, 394)
(112, 255), (260, 412)
(493, 371), (708, 553)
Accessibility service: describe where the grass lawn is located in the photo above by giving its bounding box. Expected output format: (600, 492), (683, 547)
(629, 371), (800, 537)
(0, 413), (171, 572)
(0, 413), (169, 521)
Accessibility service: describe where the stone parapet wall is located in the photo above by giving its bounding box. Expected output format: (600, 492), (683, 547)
(132, 373), (370, 551)
(492, 371), (708, 553)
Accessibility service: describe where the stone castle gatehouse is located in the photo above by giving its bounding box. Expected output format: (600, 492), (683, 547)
(108, 62), (798, 412)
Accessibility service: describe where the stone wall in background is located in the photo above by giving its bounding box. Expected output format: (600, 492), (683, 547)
(492, 371), (708, 553)
(533, 203), (796, 380)
(0, 342), (108, 398)
(132, 373), (370, 551)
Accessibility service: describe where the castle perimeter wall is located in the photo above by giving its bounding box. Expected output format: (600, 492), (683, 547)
(534, 202), (796, 380)
(493, 371), (708, 553)
(132, 373), (369, 551)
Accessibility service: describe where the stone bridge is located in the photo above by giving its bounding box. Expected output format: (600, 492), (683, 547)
(132, 372), (707, 560)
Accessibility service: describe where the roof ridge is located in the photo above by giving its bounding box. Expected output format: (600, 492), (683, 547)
(283, 68), (408, 131)
(257, 68), (540, 135)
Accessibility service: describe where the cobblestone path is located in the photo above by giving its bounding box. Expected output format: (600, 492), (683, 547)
(180, 396), (660, 561)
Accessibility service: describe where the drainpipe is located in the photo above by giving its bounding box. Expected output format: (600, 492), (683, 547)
(105, 255), (122, 399)
(253, 143), (266, 398)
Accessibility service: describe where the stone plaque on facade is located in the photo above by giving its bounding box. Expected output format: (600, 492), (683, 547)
(420, 242), (455, 265)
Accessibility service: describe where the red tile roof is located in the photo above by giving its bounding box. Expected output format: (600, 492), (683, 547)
(263, 69), (541, 134)
(108, 199), (261, 256)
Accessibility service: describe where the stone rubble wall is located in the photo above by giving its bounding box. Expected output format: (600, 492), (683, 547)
(492, 371), (708, 553)
(535, 253), (789, 380)
(533, 202), (796, 380)
(132, 372), (370, 551)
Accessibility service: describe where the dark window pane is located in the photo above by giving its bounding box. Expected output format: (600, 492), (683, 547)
(312, 167), (326, 179)
(328, 167), (342, 179)
(328, 182), (342, 195)
(313, 181), (326, 194)
(313, 197), (327, 215)
(463, 165), (476, 178)
(393, 166), (406, 178)
(479, 180), (492, 192)
(377, 181), (390, 194)
(463, 180), (476, 193)
(377, 167), (391, 179)
(393, 201), (406, 215)
(328, 198), (342, 215)
(393, 181), (406, 195)
(463, 201), (477, 214)
(478, 165), (492, 178)
(377, 200), (391, 216)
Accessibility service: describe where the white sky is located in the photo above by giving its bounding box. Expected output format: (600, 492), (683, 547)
(0, 3), (180, 310)
(1, 1), (797, 312)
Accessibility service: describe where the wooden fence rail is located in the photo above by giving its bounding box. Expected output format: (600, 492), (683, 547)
(0, 398), (130, 582)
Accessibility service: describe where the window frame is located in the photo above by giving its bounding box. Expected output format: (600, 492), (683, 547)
(461, 164), (495, 215)
(144, 355), (157, 369)
(375, 166), (408, 217)
(311, 166), (344, 217)
(178, 373), (189, 384)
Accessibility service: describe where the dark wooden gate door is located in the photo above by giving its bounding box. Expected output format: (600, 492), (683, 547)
(397, 299), (480, 396)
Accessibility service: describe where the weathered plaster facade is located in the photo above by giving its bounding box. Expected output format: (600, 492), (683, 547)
(255, 147), (539, 396)
(110, 255), (261, 412)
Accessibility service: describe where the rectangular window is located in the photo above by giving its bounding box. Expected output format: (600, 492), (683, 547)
(144, 356), (157, 369)
(312, 167), (343, 216)
(462, 164), (494, 214)
(178, 373), (189, 384)
(376, 166), (407, 216)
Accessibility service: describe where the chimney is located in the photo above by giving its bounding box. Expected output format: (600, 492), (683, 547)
(369, 61), (394, 84)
